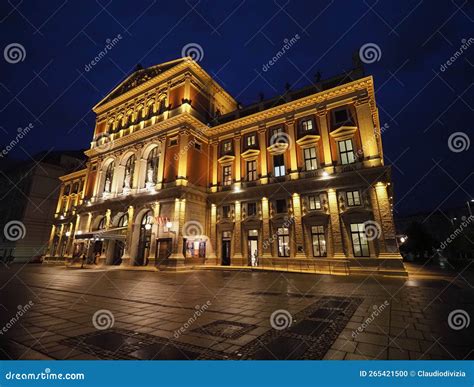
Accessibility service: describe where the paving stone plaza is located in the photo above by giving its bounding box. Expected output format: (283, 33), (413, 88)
(0, 265), (472, 360)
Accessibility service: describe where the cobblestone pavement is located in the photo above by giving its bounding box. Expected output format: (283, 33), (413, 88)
(0, 265), (472, 360)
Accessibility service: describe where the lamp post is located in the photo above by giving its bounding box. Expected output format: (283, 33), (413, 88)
(467, 199), (474, 217)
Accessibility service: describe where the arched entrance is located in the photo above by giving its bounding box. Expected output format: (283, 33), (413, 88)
(112, 214), (128, 265)
(136, 210), (153, 265)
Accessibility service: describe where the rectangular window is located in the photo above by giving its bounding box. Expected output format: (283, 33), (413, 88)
(346, 190), (361, 206)
(223, 165), (232, 186)
(308, 195), (322, 210)
(276, 199), (287, 213)
(247, 160), (257, 181)
(333, 108), (350, 125)
(350, 223), (370, 257)
(273, 154), (285, 177)
(223, 141), (232, 153)
(247, 202), (257, 216)
(303, 147), (318, 171)
(277, 227), (290, 257)
(301, 119), (313, 131)
(222, 206), (231, 219)
(246, 134), (256, 147)
(194, 141), (202, 151)
(311, 225), (327, 257)
(338, 139), (355, 165)
(169, 137), (178, 147)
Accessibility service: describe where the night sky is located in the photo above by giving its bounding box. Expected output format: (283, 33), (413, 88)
(0, 0), (472, 217)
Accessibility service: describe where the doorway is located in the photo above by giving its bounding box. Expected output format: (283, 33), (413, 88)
(156, 238), (172, 266)
(137, 210), (153, 265)
(248, 229), (258, 266)
(221, 231), (231, 266)
(112, 240), (125, 265)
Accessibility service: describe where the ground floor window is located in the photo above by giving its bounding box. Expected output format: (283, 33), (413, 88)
(311, 225), (327, 257)
(277, 227), (290, 257)
(350, 223), (370, 257)
(184, 239), (206, 258)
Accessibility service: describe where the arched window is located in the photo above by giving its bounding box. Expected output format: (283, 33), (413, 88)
(123, 155), (136, 189)
(98, 217), (106, 230)
(145, 147), (160, 186)
(141, 210), (153, 226)
(158, 96), (167, 114)
(104, 162), (114, 193)
(118, 213), (128, 227)
(136, 210), (153, 265)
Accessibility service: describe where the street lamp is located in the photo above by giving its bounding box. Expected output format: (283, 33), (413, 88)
(467, 199), (474, 217)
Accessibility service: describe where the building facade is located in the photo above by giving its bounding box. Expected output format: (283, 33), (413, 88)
(46, 57), (406, 275)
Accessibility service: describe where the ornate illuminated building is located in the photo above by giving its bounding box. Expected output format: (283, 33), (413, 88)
(46, 57), (406, 275)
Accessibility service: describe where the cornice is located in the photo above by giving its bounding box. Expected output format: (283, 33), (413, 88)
(206, 76), (375, 137)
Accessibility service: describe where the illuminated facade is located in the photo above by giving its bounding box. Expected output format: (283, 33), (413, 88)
(46, 57), (406, 275)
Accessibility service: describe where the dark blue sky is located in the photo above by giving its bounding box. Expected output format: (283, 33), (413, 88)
(0, 0), (472, 216)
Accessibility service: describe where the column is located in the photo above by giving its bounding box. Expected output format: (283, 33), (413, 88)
(316, 108), (333, 170)
(102, 209), (112, 264)
(166, 199), (186, 270)
(113, 165), (125, 195)
(261, 197), (272, 258)
(233, 135), (241, 189)
(258, 128), (268, 184)
(121, 206), (134, 265)
(156, 139), (166, 189)
(206, 203), (217, 263)
(286, 118), (299, 179)
(46, 225), (56, 257)
(232, 201), (244, 265)
(327, 189), (345, 258)
(211, 140), (218, 192)
(355, 98), (381, 167)
(148, 201), (160, 264)
(176, 130), (189, 186)
(291, 193), (306, 258)
(371, 183), (399, 256)
(137, 157), (147, 190)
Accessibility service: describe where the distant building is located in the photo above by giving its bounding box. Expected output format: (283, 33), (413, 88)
(0, 152), (85, 263)
(395, 203), (474, 260)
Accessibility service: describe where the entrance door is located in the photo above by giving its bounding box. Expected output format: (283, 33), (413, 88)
(113, 240), (125, 265)
(156, 238), (172, 266)
(248, 229), (258, 266)
(221, 231), (231, 266)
